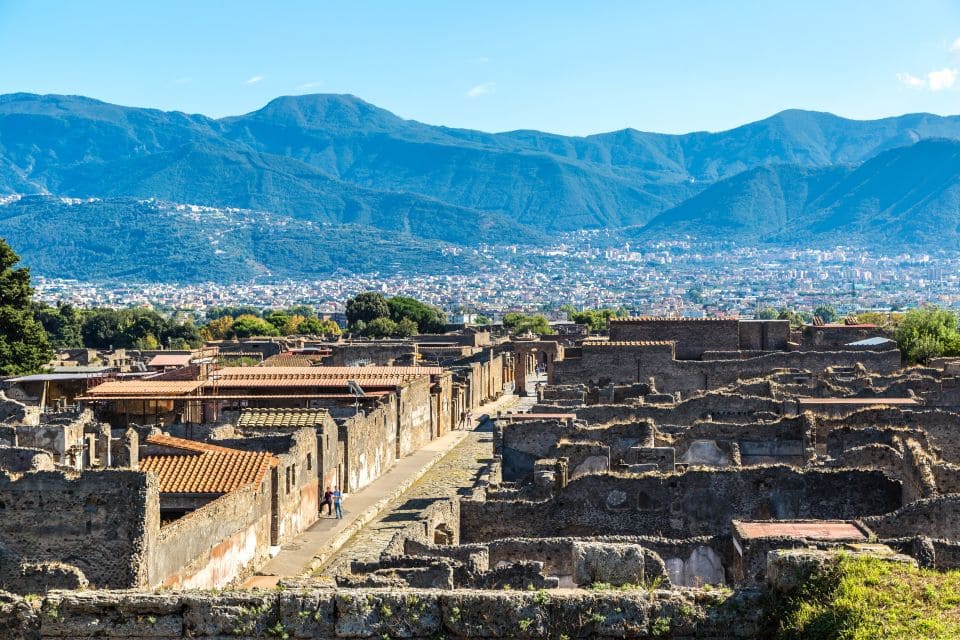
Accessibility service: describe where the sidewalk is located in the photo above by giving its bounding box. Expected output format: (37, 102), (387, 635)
(242, 390), (520, 588)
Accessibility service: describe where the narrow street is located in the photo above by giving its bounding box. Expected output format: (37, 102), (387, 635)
(318, 374), (542, 577)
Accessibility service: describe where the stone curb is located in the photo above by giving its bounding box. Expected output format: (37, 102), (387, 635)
(251, 393), (521, 584)
(303, 429), (472, 576)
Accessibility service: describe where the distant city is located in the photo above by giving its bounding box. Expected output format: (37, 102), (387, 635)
(33, 237), (958, 318)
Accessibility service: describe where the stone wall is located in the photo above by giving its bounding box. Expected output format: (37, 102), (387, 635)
(863, 494), (960, 540)
(20, 585), (764, 639)
(325, 342), (418, 366)
(500, 419), (655, 482)
(817, 408), (960, 463)
(670, 416), (808, 466)
(215, 429), (321, 544)
(554, 346), (901, 394)
(537, 392), (782, 427)
(0, 470), (157, 591)
(397, 376), (433, 458)
(462, 468), (902, 541)
(338, 399), (398, 492)
(149, 473), (272, 589)
(609, 319), (740, 359)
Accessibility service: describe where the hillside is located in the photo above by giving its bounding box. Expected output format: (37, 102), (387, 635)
(3, 93), (960, 280)
(632, 139), (960, 247)
(0, 196), (482, 282)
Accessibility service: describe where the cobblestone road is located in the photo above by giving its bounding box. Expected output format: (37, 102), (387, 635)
(321, 380), (540, 576)
(320, 423), (494, 575)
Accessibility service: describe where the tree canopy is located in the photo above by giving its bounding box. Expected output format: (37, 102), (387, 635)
(503, 312), (554, 336)
(893, 306), (960, 364)
(345, 292), (445, 337)
(567, 307), (628, 333)
(0, 239), (52, 375)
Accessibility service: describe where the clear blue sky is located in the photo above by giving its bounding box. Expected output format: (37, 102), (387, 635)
(2, 0), (960, 135)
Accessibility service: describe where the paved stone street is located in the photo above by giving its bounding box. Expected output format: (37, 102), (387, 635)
(319, 375), (542, 576)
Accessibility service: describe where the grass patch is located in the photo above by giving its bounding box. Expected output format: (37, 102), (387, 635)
(765, 555), (960, 639)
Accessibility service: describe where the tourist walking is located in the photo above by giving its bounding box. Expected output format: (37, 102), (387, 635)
(320, 486), (333, 516)
(333, 488), (343, 519)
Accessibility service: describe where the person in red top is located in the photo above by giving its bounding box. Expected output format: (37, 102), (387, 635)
(320, 486), (333, 516)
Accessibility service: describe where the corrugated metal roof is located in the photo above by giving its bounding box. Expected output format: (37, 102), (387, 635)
(148, 354), (193, 367)
(145, 433), (242, 454)
(5, 372), (110, 383)
(219, 366), (442, 376)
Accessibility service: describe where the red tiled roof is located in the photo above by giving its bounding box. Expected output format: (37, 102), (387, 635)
(85, 380), (203, 396)
(141, 451), (275, 494)
(141, 434), (278, 494)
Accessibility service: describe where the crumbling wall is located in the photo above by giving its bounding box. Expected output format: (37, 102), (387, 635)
(864, 494), (960, 540)
(149, 474), (272, 589)
(25, 584), (764, 639)
(555, 347), (901, 394)
(339, 398), (398, 492)
(672, 417), (806, 466)
(397, 376), (434, 458)
(0, 469), (157, 591)
(462, 468), (902, 541)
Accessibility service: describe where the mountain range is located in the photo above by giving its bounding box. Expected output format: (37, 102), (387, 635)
(2, 92), (960, 281)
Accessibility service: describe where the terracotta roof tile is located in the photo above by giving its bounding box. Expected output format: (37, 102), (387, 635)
(237, 408), (330, 429)
(581, 340), (674, 347)
(140, 451), (275, 494)
(86, 380), (204, 396)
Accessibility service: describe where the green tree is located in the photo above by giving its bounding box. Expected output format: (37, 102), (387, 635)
(285, 304), (316, 318)
(473, 315), (491, 325)
(34, 302), (84, 350)
(364, 317), (399, 338)
(387, 295), (446, 333)
(206, 305), (261, 321)
(568, 308), (623, 333)
(346, 292), (390, 328)
(264, 310), (291, 334)
(202, 316), (234, 340)
(503, 313), (554, 336)
(298, 317), (342, 335)
(893, 306), (960, 364)
(396, 317), (419, 337)
(0, 239), (52, 375)
(756, 307), (779, 320)
(814, 305), (839, 323)
(230, 314), (280, 338)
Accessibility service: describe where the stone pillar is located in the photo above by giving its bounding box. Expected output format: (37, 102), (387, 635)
(96, 423), (112, 468)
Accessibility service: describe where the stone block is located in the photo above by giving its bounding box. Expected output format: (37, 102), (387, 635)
(571, 542), (645, 586)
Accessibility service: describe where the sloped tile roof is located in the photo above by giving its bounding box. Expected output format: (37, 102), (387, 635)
(140, 451), (275, 494)
(85, 380), (204, 396)
(237, 408), (329, 429)
(141, 434), (277, 494)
